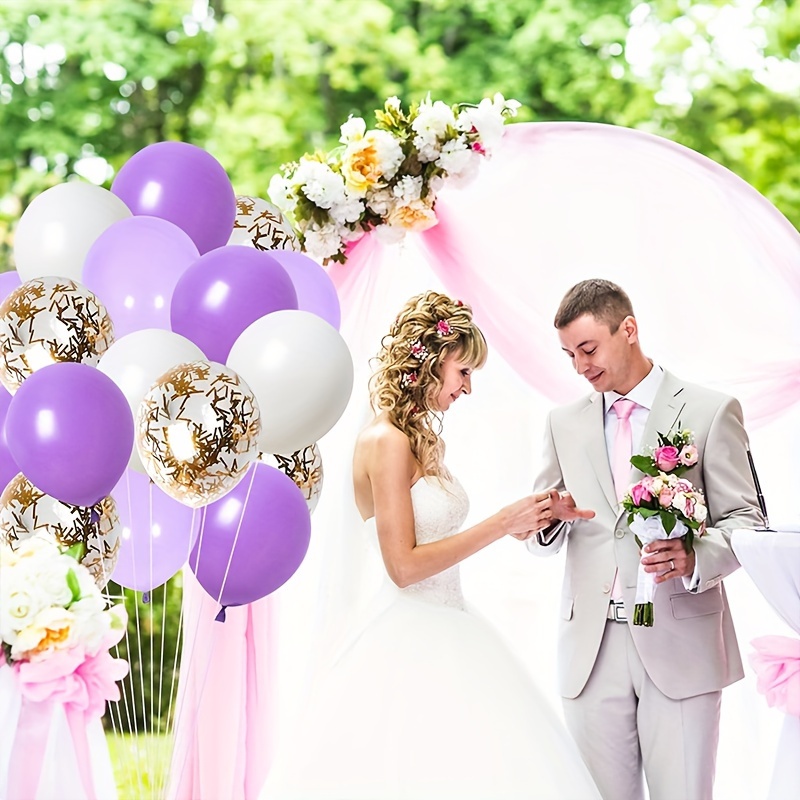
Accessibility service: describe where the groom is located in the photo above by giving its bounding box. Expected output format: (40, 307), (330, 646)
(523, 279), (763, 800)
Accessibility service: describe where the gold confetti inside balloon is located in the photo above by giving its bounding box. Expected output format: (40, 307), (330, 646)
(136, 360), (261, 508)
(0, 277), (114, 393)
(0, 473), (121, 587)
(262, 443), (324, 513)
(228, 195), (301, 252)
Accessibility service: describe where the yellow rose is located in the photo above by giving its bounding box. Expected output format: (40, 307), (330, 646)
(13, 607), (74, 660)
(341, 139), (382, 196)
(386, 199), (438, 232)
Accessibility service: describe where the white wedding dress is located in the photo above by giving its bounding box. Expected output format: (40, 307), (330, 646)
(261, 475), (600, 799)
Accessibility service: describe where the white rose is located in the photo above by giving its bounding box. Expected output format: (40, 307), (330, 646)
(694, 502), (708, 523)
(366, 187), (394, 217)
(71, 598), (112, 656)
(339, 115), (366, 144)
(11, 606), (75, 661)
(268, 174), (296, 214)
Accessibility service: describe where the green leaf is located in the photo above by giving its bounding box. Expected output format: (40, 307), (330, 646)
(660, 510), (676, 535)
(630, 454), (658, 475)
(62, 542), (85, 562)
(66, 568), (82, 604)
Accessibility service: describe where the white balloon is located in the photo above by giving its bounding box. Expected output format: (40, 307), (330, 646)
(13, 182), (131, 283)
(228, 310), (354, 455)
(98, 328), (205, 471)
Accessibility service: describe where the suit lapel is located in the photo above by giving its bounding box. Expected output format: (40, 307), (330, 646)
(582, 394), (618, 510)
(638, 370), (686, 472)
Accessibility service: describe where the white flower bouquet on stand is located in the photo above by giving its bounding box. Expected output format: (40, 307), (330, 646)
(0, 536), (128, 800)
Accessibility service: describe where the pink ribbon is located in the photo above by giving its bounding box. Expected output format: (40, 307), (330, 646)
(5, 645), (128, 799)
(7, 695), (54, 800)
(749, 635), (800, 717)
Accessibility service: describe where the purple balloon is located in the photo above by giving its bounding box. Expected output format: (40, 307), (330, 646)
(110, 142), (236, 254)
(264, 251), (341, 330)
(83, 216), (200, 338)
(0, 387), (18, 493)
(189, 463), (311, 608)
(0, 271), (21, 304)
(5, 362), (134, 507)
(111, 469), (201, 591)
(171, 246), (298, 363)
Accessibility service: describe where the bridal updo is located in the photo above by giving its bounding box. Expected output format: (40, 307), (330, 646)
(369, 291), (487, 476)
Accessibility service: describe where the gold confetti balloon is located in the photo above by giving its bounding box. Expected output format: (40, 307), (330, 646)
(0, 473), (121, 587)
(0, 277), (114, 393)
(262, 443), (324, 514)
(136, 360), (261, 508)
(228, 195), (301, 252)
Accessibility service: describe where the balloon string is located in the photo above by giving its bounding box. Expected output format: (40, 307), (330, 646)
(214, 463), (259, 612)
(171, 463), (259, 793)
(167, 511), (211, 795)
(147, 481), (155, 799)
(161, 541), (188, 800)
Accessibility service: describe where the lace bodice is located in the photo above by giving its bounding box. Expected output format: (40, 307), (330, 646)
(394, 475), (470, 609)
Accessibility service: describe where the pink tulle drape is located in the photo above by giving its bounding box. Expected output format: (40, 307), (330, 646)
(331, 122), (800, 425)
(167, 572), (278, 800)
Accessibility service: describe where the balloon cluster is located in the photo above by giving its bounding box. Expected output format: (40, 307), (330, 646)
(0, 142), (353, 610)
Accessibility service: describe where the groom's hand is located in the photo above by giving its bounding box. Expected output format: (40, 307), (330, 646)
(549, 490), (595, 522)
(641, 539), (696, 583)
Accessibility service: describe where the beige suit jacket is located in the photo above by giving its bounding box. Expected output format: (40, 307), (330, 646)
(528, 370), (764, 700)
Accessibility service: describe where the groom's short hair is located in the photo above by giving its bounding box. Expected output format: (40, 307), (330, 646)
(554, 279), (634, 332)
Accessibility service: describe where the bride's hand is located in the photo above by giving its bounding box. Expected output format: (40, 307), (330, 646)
(500, 492), (555, 538)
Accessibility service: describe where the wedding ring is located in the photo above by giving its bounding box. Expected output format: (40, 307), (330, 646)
(669, 559), (675, 571)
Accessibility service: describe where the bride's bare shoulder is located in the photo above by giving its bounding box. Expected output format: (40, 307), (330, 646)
(354, 415), (413, 467)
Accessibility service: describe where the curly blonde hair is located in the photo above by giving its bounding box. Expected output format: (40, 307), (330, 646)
(369, 291), (487, 476)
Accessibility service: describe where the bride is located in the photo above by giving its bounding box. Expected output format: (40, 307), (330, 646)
(261, 291), (601, 799)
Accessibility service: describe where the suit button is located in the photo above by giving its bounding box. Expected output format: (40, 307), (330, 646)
(602, 583), (611, 594)
(614, 529), (625, 539)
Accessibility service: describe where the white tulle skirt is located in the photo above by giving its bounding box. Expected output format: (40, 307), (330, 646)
(261, 589), (600, 800)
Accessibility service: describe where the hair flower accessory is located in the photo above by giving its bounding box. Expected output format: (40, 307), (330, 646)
(409, 340), (430, 362)
(400, 371), (418, 389)
(269, 93), (520, 263)
(436, 320), (452, 337)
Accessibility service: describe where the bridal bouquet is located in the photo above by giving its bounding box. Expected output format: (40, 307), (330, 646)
(0, 536), (128, 798)
(622, 429), (708, 626)
(269, 93), (520, 263)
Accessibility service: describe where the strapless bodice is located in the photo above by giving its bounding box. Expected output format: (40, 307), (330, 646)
(367, 475), (469, 609)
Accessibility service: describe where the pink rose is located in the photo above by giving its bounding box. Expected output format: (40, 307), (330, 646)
(679, 444), (699, 466)
(654, 445), (680, 472)
(658, 487), (675, 508)
(631, 482), (652, 506)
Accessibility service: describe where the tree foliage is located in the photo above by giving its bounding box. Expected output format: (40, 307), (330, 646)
(1, 0), (798, 258)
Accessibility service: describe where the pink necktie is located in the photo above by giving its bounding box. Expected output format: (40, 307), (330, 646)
(611, 398), (637, 501)
(610, 398), (636, 601)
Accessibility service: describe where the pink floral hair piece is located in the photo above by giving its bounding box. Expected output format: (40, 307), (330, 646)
(400, 371), (418, 389)
(409, 339), (430, 362)
(436, 319), (451, 337)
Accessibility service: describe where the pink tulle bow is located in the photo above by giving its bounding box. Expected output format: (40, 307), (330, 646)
(749, 635), (800, 717)
(14, 645), (129, 719)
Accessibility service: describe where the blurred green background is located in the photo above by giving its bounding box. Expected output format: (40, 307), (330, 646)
(1, 0), (799, 270)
